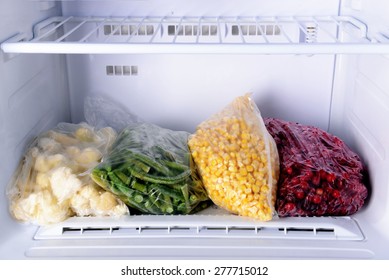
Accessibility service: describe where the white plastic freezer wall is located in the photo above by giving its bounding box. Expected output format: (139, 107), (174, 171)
(0, 0), (389, 259)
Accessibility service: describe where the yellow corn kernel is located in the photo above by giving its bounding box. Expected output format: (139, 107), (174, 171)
(246, 165), (254, 172)
(239, 167), (248, 176)
(252, 185), (260, 193)
(244, 188), (252, 194)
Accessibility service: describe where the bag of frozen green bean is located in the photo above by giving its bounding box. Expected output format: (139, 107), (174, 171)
(91, 123), (210, 215)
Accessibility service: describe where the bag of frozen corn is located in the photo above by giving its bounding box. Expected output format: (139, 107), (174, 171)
(188, 94), (280, 221)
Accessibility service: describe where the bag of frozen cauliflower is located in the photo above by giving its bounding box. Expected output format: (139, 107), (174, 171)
(7, 123), (128, 225)
(188, 94), (279, 221)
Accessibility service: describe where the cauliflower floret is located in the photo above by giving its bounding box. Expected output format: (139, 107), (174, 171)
(90, 192), (118, 212)
(90, 191), (128, 216)
(37, 137), (61, 153)
(112, 203), (129, 217)
(70, 184), (128, 217)
(74, 126), (96, 142)
(35, 190), (71, 224)
(65, 146), (81, 158)
(75, 147), (102, 165)
(10, 190), (71, 225)
(48, 131), (78, 146)
(35, 172), (51, 190)
(70, 184), (99, 216)
(11, 193), (38, 221)
(34, 154), (66, 173)
(50, 167), (82, 203)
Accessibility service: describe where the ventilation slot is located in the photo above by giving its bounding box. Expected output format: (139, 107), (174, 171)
(169, 227), (194, 234)
(199, 226), (227, 235)
(316, 228), (335, 236)
(231, 24), (281, 36)
(139, 227), (169, 235)
(106, 65), (138, 76)
(168, 25), (217, 36)
(228, 227), (256, 236)
(62, 227), (82, 235)
(285, 227), (315, 236)
(104, 24), (154, 36)
(111, 227), (139, 235)
(82, 227), (111, 236)
(278, 227), (336, 237)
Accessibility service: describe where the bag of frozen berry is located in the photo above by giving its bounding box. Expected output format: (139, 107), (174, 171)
(265, 118), (368, 217)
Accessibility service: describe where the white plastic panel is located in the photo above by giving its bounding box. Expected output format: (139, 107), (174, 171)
(330, 53), (389, 241)
(0, 0), (67, 260)
(67, 54), (335, 132)
(0, 53), (71, 238)
(35, 212), (364, 241)
(342, 0), (389, 42)
(60, 0), (341, 18)
(1, 0), (389, 260)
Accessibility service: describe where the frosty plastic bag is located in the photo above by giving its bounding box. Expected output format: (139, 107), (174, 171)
(188, 94), (280, 221)
(91, 123), (210, 215)
(7, 123), (129, 225)
(265, 118), (368, 217)
(84, 96), (142, 132)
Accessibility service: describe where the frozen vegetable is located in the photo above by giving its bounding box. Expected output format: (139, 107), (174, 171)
(91, 123), (210, 215)
(7, 123), (128, 225)
(188, 94), (279, 221)
(265, 118), (368, 216)
(70, 184), (128, 217)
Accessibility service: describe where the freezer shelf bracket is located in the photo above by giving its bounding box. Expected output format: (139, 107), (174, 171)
(1, 15), (389, 54)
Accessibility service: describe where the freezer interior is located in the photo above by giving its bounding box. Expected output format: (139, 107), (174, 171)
(1, 0), (389, 259)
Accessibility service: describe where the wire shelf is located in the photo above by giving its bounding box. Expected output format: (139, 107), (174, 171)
(2, 15), (389, 54)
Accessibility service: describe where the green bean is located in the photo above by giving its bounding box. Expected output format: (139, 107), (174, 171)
(131, 180), (148, 194)
(148, 184), (184, 201)
(128, 165), (190, 185)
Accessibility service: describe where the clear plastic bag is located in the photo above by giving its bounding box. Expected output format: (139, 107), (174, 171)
(91, 123), (210, 215)
(188, 94), (280, 221)
(84, 96), (142, 131)
(265, 118), (368, 217)
(7, 123), (129, 225)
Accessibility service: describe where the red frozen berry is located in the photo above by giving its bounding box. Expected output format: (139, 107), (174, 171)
(300, 181), (309, 189)
(319, 170), (327, 179)
(286, 167), (293, 175)
(312, 195), (322, 204)
(295, 189), (305, 199)
(283, 202), (296, 213)
(291, 177), (300, 185)
(326, 173), (336, 183)
(332, 190), (341, 198)
(316, 188), (323, 195)
(312, 174), (320, 185)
